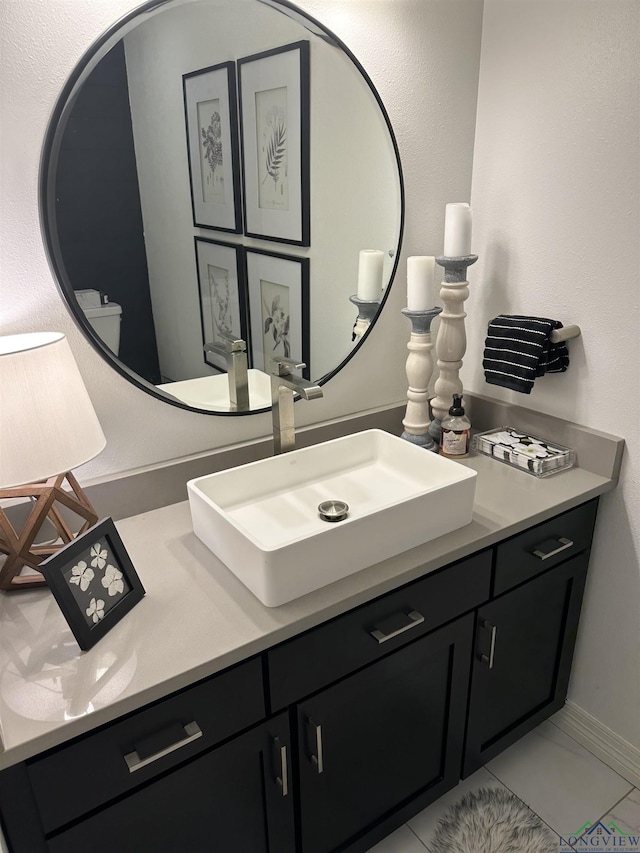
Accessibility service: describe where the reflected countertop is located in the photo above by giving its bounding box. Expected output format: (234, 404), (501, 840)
(0, 451), (616, 769)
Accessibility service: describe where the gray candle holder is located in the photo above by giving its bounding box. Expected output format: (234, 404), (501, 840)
(401, 307), (442, 451)
(349, 294), (381, 342)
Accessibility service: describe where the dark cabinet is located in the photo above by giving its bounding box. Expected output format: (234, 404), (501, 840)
(0, 499), (599, 853)
(296, 615), (474, 853)
(47, 712), (295, 853)
(463, 552), (589, 776)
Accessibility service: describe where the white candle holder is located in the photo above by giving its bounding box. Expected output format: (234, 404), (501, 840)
(349, 294), (381, 343)
(401, 307), (442, 451)
(428, 254), (478, 446)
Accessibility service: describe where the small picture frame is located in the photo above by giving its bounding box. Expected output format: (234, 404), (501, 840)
(238, 41), (310, 246)
(183, 61), (242, 233)
(195, 237), (249, 371)
(39, 518), (145, 651)
(245, 247), (309, 378)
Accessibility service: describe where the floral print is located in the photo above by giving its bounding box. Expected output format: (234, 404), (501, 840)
(86, 597), (105, 623)
(102, 564), (125, 597)
(64, 534), (132, 634)
(264, 294), (290, 357)
(90, 543), (108, 569)
(69, 561), (94, 592)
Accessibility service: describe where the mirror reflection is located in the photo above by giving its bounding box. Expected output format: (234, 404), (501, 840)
(45, 0), (403, 412)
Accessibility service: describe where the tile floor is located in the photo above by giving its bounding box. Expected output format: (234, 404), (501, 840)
(368, 719), (640, 852)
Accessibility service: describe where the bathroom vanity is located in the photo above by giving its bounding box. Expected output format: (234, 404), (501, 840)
(0, 406), (621, 853)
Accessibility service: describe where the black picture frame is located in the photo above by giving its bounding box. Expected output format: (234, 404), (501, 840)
(39, 518), (145, 651)
(194, 237), (250, 371)
(183, 61), (243, 233)
(245, 247), (310, 378)
(238, 41), (310, 246)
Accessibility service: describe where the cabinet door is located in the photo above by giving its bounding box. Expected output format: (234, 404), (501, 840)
(463, 553), (589, 777)
(296, 614), (474, 853)
(46, 712), (295, 853)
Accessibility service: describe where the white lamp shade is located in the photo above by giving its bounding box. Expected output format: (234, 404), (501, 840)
(0, 332), (106, 488)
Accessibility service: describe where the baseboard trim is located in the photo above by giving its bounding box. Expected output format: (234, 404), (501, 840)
(552, 701), (640, 788)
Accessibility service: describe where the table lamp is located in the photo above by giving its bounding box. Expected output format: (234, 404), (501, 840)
(0, 332), (106, 591)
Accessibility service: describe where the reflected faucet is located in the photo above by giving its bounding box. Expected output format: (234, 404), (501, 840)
(271, 357), (323, 454)
(204, 334), (249, 412)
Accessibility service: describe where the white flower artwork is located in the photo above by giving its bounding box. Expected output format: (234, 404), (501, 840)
(86, 597), (105, 623)
(90, 543), (108, 569)
(102, 564), (125, 597)
(69, 561), (94, 592)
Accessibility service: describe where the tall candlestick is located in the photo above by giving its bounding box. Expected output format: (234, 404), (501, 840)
(443, 203), (472, 257)
(407, 256), (436, 310)
(357, 249), (384, 301)
(428, 254), (478, 445)
(401, 307), (442, 451)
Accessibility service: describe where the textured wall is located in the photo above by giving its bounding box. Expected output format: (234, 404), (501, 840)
(467, 0), (640, 747)
(0, 0), (483, 478)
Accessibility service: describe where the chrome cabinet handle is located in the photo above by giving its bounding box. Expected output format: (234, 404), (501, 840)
(308, 718), (324, 774)
(273, 737), (289, 797)
(479, 620), (497, 669)
(370, 610), (424, 644)
(532, 536), (573, 560)
(124, 721), (202, 773)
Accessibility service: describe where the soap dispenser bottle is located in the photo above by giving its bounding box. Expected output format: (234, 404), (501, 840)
(439, 394), (471, 458)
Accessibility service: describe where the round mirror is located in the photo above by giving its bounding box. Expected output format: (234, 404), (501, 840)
(41, 0), (403, 414)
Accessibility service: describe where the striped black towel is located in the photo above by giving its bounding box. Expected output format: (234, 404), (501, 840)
(483, 315), (570, 394)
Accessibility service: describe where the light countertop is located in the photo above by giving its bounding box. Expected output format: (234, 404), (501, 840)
(0, 449), (615, 770)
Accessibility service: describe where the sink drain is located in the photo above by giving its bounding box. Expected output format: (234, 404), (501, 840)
(318, 500), (349, 523)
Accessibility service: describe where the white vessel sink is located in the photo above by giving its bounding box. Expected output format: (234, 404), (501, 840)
(158, 369), (271, 411)
(188, 429), (477, 607)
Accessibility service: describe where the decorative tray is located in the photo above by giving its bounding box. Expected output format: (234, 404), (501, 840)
(471, 427), (576, 477)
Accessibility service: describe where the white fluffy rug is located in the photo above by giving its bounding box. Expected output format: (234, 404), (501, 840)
(429, 787), (557, 853)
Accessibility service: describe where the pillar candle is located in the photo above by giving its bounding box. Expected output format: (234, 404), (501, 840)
(443, 203), (472, 257)
(357, 249), (384, 300)
(407, 256), (435, 310)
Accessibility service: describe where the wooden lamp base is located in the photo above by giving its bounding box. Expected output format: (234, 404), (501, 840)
(0, 472), (98, 591)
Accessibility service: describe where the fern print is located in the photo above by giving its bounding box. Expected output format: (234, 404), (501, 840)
(263, 118), (286, 188)
(256, 88), (289, 211)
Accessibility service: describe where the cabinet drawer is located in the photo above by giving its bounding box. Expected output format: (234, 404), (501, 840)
(27, 656), (265, 834)
(268, 551), (491, 710)
(494, 499), (598, 595)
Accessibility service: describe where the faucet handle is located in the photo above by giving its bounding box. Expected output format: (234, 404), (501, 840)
(272, 356), (306, 376)
(205, 335), (247, 355)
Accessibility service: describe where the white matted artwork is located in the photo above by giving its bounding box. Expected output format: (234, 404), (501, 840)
(238, 41), (310, 246)
(245, 248), (309, 378)
(195, 238), (248, 371)
(183, 62), (242, 232)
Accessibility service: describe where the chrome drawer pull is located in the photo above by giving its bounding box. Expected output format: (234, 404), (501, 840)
(124, 721), (202, 773)
(479, 620), (497, 669)
(370, 610), (425, 644)
(532, 537), (574, 561)
(273, 737), (289, 797)
(308, 718), (324, 774)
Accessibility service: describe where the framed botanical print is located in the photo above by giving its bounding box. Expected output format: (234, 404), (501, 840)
(183, 61), (242, 232)
(238, 41), (310, 246)
(195, 237), (249, 371)
(39, 518), (145, 651)
(245, 248), (309, 378)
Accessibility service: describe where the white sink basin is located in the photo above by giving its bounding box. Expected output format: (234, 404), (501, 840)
(158, 369), (271, 411)
(188, 429), (477, 606)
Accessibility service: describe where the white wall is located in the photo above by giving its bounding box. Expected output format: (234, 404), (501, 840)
(467, 0), (640, 747)
(0, 0), (482, 477)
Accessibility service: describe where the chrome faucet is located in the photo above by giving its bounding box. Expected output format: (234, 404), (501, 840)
(271, 357), (323, 454)
(204, 334), (249, 412)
